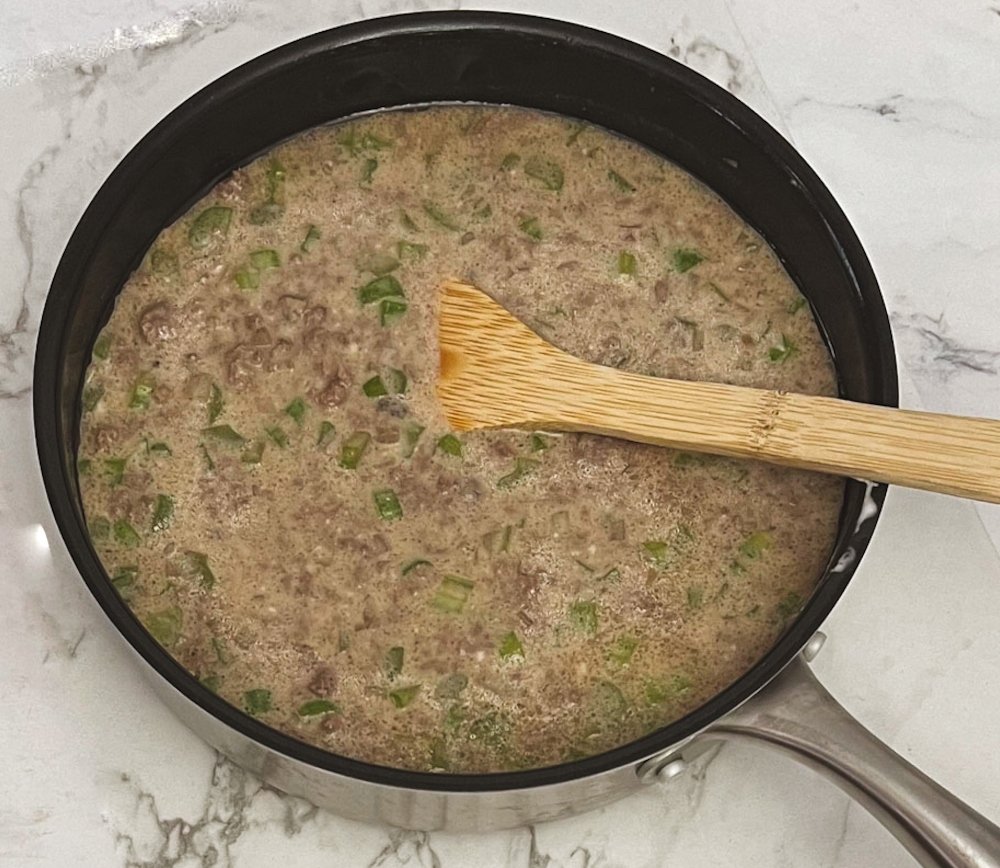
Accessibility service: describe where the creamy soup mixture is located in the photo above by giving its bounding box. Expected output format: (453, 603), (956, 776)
(78, 106), (843, 773)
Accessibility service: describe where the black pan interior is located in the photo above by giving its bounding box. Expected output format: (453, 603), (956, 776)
(34, 12), (897, 792)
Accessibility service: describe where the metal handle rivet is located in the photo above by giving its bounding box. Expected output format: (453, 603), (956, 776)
(656, 759), (687, 781)
(802, 631), (827, 662)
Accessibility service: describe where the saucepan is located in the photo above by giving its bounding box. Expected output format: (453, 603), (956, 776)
(32, 13), (1000, 865)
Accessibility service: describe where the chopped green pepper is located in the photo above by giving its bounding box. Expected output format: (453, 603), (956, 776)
(211, 637), (228, 663)
(88, 517), (111, 540)
(497, 457), (539, 489)
(317, 420), (336, 448)
(360, 157), (378, 184)
(708, 282), (731, 303)
(111, 565), (138, 594)
(201, 424), (246, 446)
(265, 159), (286, 196)
(379, 298), (408, 326)
(740, 531), (773, 560)
(617, 251), (637, 275)
(129, 374), (155, 410)
(207, 384), (223, 423)
(104, 458), (126, 486)
(362, 370), (405, 397)
(529, 433), (551, 451)
(444, 705), (465, 731)
(422, 200), (460, 231)
(776, 591), (804, 621)
(385, 646), (404, 679)
(401, 558), (432, 576)
(768, 334), (796, 362)
(500, 153), (520, 170)
(265, 426), (289, 448)
(523, 156), (564, 191)
(675, 524), (695, 542)
(686, 586), (704, 609)
(297, 699), (340, 718)
(468, 711), (510, 748)
(607, 634), (638, 666)
(386, 368), (407, 394)
(642, 539), (670, 567)
(481, 525), (512, 555)
(249, 160), (285, 224)
(243, 688), (272, 715)
(300, 224), (321, 253)
(285, 397), (307, 425)
(432, 575), (474, 614)
(518, 217), (542, 241)
(92, 334), (112, 360)
(436, 434), (462, 457)
(396, 240), (428, 260)
(340, 129), (392, 155)
(400, 422), (425, 458)
(340, 431), (371, 469)
(151, 494), (174, 533)
(149, 248), (178, 276)
(200, 445), (215, 472)
(77, 458), (92, 476)
(608, 169), (635, 193)
(374, 489), (403, 521)
(388, 684), (421, 709)
(145, 606), (182, 646)
(430, 738), (449, 771)
(592, 680), (628, 720)
(358, 275), (405, 305)
(565, 123), (585, 145)
(183, 551), (215, 588)
(234, 268), (259, 290)
(188, 206), (232, 249)
(248, 202), (282, 226)
(361, 132), (392, 151)
(241, 439), (265, 465)
(672, 247), (704, 273)
(362, 375), (388, 398)
(569, 600), (598, 634)
(249, 249), (280, 271)
(113, 520), (141, 548)
(645, 674), (692, 706)
(498, 631), (524, 660)
(435, 673), (468, 699)
(787, 296), (807, 314)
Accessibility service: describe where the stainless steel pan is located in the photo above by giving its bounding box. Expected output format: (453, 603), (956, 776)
(33, 13), (1000, 865)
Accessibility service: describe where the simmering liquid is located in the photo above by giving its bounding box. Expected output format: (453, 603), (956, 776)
(78, 106), (843, 772)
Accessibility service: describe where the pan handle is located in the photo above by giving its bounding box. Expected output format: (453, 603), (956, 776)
(700, 653), (1000, 867)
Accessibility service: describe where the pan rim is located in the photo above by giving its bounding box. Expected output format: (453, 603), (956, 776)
(33, 10), (897, 794)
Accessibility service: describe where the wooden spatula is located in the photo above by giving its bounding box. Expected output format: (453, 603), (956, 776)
(437, 279), (1000, 504)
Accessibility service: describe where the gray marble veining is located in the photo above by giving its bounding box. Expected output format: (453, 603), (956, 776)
(3, 1), (1000, 865)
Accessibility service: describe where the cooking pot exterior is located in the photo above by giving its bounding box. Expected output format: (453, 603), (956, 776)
(34, 11), (896, 830)
(137, 642), (649, 829)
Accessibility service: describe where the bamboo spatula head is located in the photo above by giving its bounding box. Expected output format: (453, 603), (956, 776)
(436, 280), (1000, 503)
(437, 280), (565, 431)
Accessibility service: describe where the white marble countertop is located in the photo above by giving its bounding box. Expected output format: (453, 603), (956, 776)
(3, 1), (1000, 865)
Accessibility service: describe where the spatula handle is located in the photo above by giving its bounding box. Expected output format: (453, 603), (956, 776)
(735, 389), (1000, 502)
(539, 359), (1000, 503)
